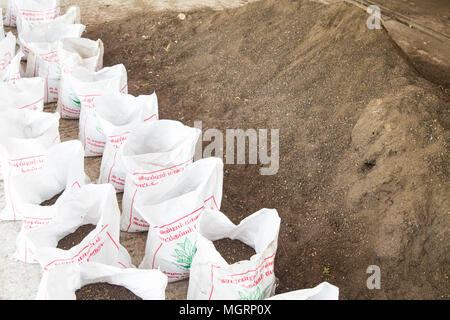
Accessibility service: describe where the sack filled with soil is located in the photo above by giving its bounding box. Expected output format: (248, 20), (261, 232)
(120, 120), (201, 232)
(137, 158), (223, 283)
(213, 238), (256, 265)
(188, 208), (280, 300)
(96, 91), (159, 192)
(13, 184), (130, 268)
(76, 282), (142, 300)
(36, 262), (167, 300)
(56, 224), (96, 250)
(0, 140), (87, 222)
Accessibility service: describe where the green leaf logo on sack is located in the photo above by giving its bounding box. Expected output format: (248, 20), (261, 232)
(237, 284), (272, 300)
(69, 93), (81, 107)
(172, 238), (197, 270)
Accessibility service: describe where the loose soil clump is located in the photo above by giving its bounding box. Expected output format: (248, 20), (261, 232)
(56, 224), (97, 250)
(76, 283), (142, 300)
(213, 238), (256, 264)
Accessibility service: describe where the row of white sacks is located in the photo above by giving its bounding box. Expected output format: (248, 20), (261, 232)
(1, 3), (102, 102)
(0, 1), (339, 300)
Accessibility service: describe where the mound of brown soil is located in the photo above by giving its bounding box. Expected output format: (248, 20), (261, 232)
(50, 0), (449, 299)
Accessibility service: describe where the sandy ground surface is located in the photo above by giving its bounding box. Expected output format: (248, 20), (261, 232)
(0, 184), (42, 299)
(1, 0), (449, 300)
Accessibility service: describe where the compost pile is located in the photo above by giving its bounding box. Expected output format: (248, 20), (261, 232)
(81, 0), (449, 299)
(0, 0), (448, 300)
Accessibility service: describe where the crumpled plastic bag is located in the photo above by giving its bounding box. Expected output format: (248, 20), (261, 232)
(187, 208), (281, 300)
(267, 282), (339, 300)
(0, 140), (89, 221)
(0, 108), (59, 181)
(137, 157), (224, 282)
(36, 262), (168, 300)
(14, 184), (131, 269)
(0, 77), (45, 111)
(57, 64), (127, 122)
(120, 120), (201, 232)
(96, 92), (159, 192)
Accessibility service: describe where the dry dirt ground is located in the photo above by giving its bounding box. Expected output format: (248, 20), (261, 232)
(0, 0), (449, 300)
(80, 0), (450, 300)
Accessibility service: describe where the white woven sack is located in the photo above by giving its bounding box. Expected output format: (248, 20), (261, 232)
(97, 92), (158, 192)
(0, 140), (88, 221)
(187, 208), (281, 300)
(137, 157), (224, 282)
(36, 262), (168, 300)
(120, 120), (201, 232)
